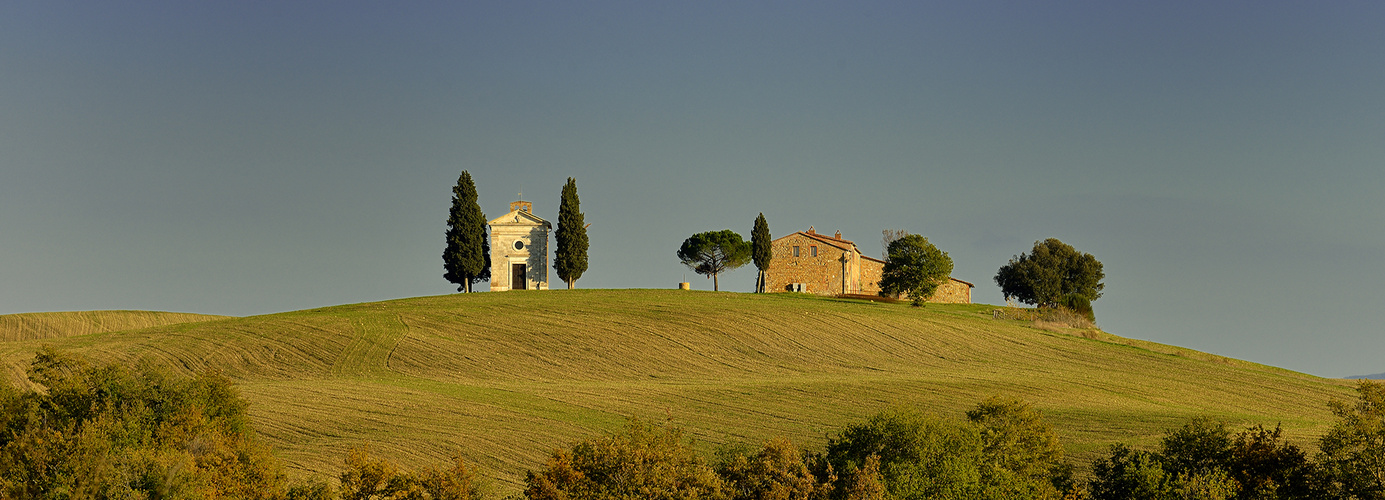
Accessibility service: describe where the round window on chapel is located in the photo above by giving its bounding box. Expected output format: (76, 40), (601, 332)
(513, 240), (525, 251)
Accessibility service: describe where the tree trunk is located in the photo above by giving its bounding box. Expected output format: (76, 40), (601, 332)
(567, 280), (575, 290)
(713, 273), (719, 292)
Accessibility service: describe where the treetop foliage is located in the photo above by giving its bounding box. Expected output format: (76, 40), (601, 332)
(879, 234), (953, 307)
(444, 171), (491, 292)
(678, 230), (752, 292)
(554, 177), (589, 289)
(995, 238), (1104, 308)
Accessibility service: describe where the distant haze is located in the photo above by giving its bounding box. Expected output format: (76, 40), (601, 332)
(1, 2), (1382, 378)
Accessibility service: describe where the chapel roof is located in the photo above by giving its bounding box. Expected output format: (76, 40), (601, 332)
(487, 200), (551, 227)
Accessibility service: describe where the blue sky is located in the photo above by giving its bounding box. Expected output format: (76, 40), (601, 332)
(2, 1), (1382, 378)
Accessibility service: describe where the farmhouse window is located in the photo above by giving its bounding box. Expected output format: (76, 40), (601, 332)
(811, 246), (817, 257)
(793, 246), (800, 257)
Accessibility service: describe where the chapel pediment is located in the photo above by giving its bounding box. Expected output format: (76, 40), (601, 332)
(488, 207), (550, 227)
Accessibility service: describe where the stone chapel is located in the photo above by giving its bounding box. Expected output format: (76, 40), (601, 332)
(487, 200), (551, 291)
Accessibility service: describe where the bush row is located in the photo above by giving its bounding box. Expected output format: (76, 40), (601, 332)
(3, 349), (1382, 500)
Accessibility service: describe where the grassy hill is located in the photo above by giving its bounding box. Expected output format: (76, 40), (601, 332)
(0, 310), (228, 342)
(0, 290), (1353, 494)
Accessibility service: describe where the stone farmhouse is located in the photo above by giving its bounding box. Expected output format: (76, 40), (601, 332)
(765, 227), (973, 303)
(487, 200), (551, 291)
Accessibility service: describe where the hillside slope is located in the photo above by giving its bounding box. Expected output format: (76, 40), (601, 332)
(0, 290), (1352, 493)
(0, 310), (229, 341)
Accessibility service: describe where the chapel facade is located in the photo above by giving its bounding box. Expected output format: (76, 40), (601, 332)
(487, 200), (551, 291)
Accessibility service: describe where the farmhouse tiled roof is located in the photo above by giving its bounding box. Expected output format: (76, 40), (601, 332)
(772, 227), (859, 252)
(772, 226), (975, 288)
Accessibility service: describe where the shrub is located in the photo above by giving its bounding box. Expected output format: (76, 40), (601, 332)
(717, 437), (833, 500)
(1059, 294), (1095, 322)
(1317, 380), (1385, 500)
(524, 418), (726, 500)
(340, 447), (483, 500)
(827, 403), (1067, 500)
(1092, 418), (1323, 500)
(1160, 418), (1233, 475)
(1090, 444), (1174, 500)
(967, 397), (1069, 498)
(0, 347), (286, 499)
(838, 455), (886, 500)
(825, 407), (983, 499)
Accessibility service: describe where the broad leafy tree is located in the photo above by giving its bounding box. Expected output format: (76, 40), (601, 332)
(443, 172), (490, 292)
(1318, 380), (1385, 499)
(677, 230), (752, 292)
(994, 238), (1103, 308)
(879, 234), (953, 306)
(751, 213), (772, 293)
(554, 177), (589, 289)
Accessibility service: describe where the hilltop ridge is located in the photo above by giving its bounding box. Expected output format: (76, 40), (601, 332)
(0, 290), (1352, 492)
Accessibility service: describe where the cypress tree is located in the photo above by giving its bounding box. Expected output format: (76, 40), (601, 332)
(554, 177), (589, 289)
(751, 213), (772, 293)
(443, 172), (490, 292)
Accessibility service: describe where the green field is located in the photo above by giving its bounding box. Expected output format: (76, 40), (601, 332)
(0, 290), (1353, 494)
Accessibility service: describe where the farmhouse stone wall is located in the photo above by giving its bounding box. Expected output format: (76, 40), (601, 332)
(859, 257), (885, 294)
(767, 228), (972, 303)
(929, 279), (972, 303)
(767, 232), (866, 295)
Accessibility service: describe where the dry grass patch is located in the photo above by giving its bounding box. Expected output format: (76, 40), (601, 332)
(0, 310), (229, 341)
